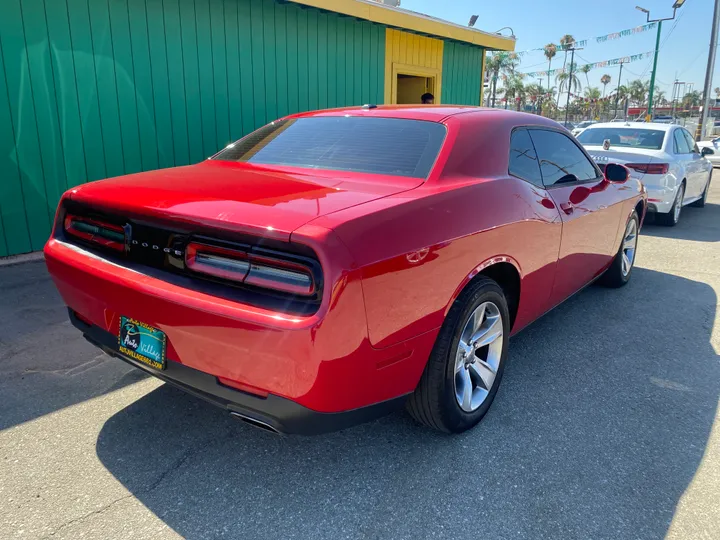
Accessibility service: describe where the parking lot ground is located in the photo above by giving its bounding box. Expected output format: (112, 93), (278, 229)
(1, 182), (720, 540)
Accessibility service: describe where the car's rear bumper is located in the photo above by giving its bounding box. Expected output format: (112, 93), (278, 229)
(45, 238), (436, 416)
(644, 183), (677, 214)
(70, 309), (408, 434)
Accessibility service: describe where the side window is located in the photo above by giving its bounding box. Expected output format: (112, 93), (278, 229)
(528, 129), (600, 187)
(509, 128), (543, 187)
(682, 129), (699, 153)
(673, 129), (691, 154)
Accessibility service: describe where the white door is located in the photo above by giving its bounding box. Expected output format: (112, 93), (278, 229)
(672, 128), (701, 200)
(682, 128), (709, 198)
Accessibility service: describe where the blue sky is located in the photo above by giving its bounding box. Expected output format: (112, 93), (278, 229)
(403, 0), (717, 98)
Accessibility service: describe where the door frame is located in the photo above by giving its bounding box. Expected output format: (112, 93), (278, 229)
(390, 63), (442, 105)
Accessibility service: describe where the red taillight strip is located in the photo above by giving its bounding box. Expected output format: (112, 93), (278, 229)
(64, 214), (126, 252)
(626, 163), (669, 175)
(185, 242), (315, 296)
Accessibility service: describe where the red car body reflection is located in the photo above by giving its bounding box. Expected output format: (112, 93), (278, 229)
(44, 106), (646, 434)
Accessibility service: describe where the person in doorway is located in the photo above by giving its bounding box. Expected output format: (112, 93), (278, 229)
(421, 93), (434, 104)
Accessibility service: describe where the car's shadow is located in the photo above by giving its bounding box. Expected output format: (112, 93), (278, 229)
(0, 261), (148, 431)
(642, 202), (720, 242)
(96, 267), (719, 539)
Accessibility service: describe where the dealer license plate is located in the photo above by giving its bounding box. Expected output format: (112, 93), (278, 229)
(118, 316), (167, 370)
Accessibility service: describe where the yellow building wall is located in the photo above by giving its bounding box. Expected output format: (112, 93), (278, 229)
(384, 28), (444, 104)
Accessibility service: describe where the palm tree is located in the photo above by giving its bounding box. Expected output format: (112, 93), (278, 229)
(503, 74), (527, 111)
(580, 64), (592, 88)
(559, 34), (575, 71)
(525, 83), (544, 114)
(628, 79), (650, 107)
(543, 43), (558, 94)
(682, 90), (702, 108)
(654, 88), (667, 109)
(584, 87), (601, 119)
(503, 52), (521, 77)
(613, 84), (630, 118)
(600, 74), (611, 97)
(556, 64), (582, 95)
(485, 53), (509, 107)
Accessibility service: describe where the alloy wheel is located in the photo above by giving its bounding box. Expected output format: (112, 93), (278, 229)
(621, 218), (638, 277)
(454, 302), (504, 412)
(674, 185), (684, 224)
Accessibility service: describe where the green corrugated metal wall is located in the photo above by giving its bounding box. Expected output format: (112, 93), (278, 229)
(0, 0), (386, 257)
(441, 41), (484, 106)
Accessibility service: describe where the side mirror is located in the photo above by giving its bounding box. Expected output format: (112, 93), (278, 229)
(604, 163), (629, 184)
(702, 146), (715, 157)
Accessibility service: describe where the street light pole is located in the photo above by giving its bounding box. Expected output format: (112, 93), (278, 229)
(636, 2), (686, 122)
(647, 19), (662, 120)
(699, 0), (720, 139)
(615, 61), (624, 119)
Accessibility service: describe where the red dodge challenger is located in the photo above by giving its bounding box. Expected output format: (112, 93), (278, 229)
(44, 106), (646, 434)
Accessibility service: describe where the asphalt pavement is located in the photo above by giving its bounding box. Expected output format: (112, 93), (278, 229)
(1, 182), (720, 540)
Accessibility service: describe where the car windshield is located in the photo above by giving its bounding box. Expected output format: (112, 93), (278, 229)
(212, 117), (447, 178)
(577, 127), (666, 150)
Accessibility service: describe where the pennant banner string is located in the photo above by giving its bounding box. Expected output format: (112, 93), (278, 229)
(510, 22), (658, 56)
(521, 50), (655, 78)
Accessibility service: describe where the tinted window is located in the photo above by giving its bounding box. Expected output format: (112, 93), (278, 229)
(577, 127), (666, 150)
(529, 129), (600, 186)
(673, 129), (691, 154)
(682, 129), (699, 153)
(508, 129), (543, 187)
(212, 117), (446, 178)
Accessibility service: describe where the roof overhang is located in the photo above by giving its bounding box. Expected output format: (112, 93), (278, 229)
(287, 0), (516, 51)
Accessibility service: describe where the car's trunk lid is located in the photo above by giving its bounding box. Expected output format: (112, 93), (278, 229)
(67, 161), (422, 240)
(583, 145), (662, 181)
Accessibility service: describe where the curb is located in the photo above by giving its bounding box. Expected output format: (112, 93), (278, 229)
(0, 251), (44, 267)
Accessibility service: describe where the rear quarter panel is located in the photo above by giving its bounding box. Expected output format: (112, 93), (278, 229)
(310, 176), (563, 348)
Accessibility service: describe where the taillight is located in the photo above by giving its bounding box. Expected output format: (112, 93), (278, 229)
(625, 163), (669, 175)
(64, 214), (125, 252)
(185, 242), (315, 296)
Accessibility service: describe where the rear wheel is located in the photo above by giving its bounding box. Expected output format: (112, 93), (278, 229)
(690, 172), (711, 208)
(656, 183), (685, 227)
(601, 211), (639, 288)
(406, 277), (509, 433)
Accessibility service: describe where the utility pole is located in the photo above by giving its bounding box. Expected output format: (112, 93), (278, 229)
(565, 47), (582, 125)
(699, 0), (720, 139)
(615, 62), (624, 119)
(636, 1), (686, 122)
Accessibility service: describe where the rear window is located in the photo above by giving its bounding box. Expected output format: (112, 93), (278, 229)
(213, 117), (447, 178)
(577, 127), (666, 150)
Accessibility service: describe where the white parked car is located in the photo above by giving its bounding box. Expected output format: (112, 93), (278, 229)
(696, 137), (720, 167)
(577, 122), (714, 226)
(571, 120), (596, 137)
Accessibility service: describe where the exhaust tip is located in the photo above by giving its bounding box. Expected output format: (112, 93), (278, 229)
(230, 411), (281, 434)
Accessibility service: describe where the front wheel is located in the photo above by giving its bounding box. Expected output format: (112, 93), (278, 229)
(600, 211), (639, 288)
(656, 183), (685, 226)
(406, 277), (509, 433)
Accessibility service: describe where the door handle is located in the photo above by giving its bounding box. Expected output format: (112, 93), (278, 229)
(560, 202), (574, 215)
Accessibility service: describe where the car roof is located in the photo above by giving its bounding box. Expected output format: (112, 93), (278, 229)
(285, 105), (558, 124)
(584, 121), (676, 131)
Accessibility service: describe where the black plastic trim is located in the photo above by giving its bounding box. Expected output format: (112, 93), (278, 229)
(68, 309), (407, 435)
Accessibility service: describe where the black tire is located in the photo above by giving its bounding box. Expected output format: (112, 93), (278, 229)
(406, 277), (509, 433)
(600, 211), (639, 288)
(656, 183), (684, 227)
(690, 172), (711, 208)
